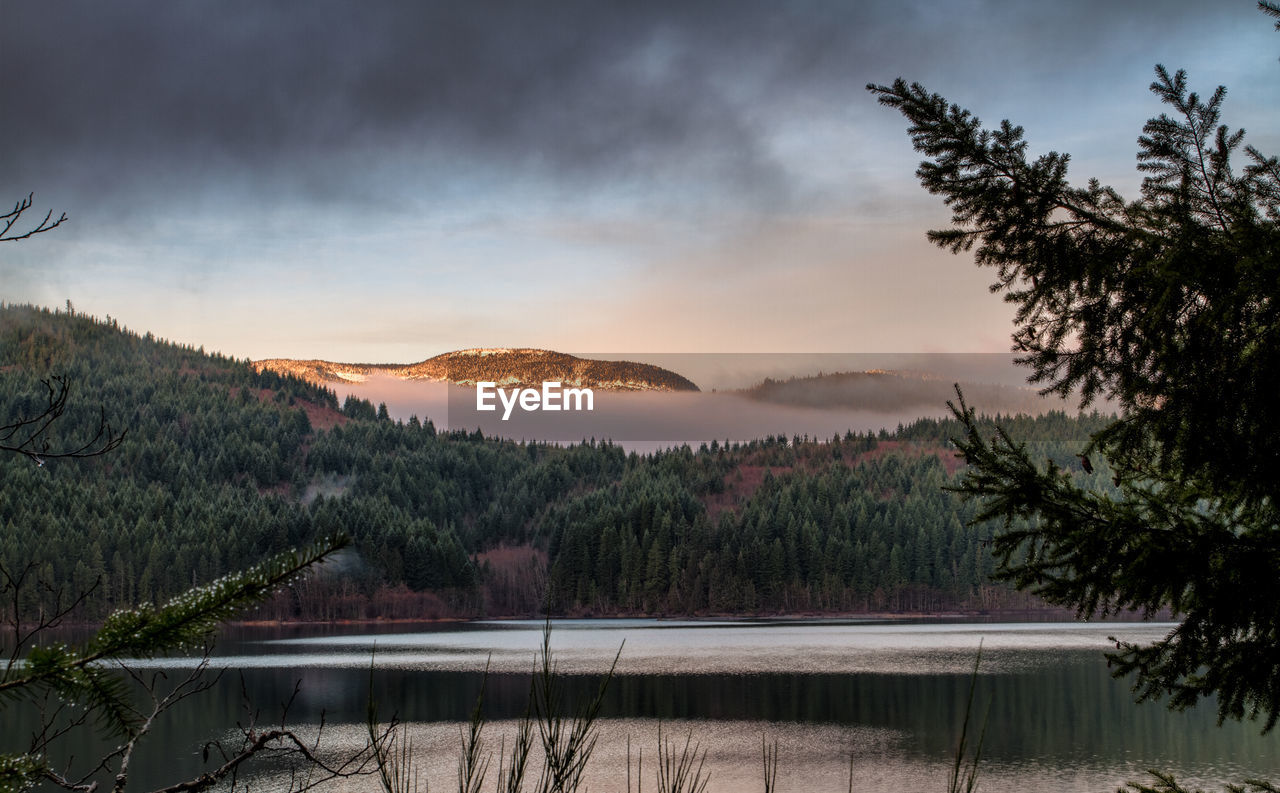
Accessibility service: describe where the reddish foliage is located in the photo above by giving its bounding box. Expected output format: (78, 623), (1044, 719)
(295, 398), (348, 431)
(477, 543), (549, 617)
(702, 440), (965, 519)
(477, 544), (548, 569)
(226, 384), (348, 431)
(705, 464), (792, 521)
(256, 481), (293, 498)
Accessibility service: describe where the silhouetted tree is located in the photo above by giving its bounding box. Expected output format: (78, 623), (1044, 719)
(870, 8), (1280, 732)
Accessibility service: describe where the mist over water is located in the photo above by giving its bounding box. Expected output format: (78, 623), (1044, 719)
(336, 377), (950, 450)
(329, 353), (1110, 450)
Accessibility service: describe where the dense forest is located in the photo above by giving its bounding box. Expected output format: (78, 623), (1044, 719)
(0, 303), (1115, 621)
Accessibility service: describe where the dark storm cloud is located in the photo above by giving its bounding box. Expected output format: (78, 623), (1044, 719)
(1, 1), (808, 207)
(0, 0), (1242, 213)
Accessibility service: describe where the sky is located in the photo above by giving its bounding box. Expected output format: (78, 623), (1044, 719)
(2, 1), (1277, 363)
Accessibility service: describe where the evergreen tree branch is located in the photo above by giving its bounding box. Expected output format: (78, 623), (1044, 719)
(1261, 1), (1280, 30)
(946, 386), (1280, 730)
(0, 535), (350, 738)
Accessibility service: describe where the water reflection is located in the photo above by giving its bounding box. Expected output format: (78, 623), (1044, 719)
(136, 619), (1182, 676)
(6, 620), (1277, 792)
(239, 717), (1272, 793)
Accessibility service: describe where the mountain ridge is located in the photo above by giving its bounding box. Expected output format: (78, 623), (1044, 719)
(253, 348), (701, 392)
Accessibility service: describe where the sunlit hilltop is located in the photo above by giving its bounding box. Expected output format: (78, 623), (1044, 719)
(252, 348), (700, 392)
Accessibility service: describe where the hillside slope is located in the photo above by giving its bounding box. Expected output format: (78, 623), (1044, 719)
(1, 304), (1114, 620)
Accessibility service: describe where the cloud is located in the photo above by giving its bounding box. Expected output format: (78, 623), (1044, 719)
(4, 0), (1271, 360)
(2, 0), (1248, 216)
(2, 2), (803, 211)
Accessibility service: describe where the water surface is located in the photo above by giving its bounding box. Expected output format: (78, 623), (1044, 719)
(10, 619), (1277, 792)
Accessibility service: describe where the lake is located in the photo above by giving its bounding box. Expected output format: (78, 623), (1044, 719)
(12, 619), (1278, 791)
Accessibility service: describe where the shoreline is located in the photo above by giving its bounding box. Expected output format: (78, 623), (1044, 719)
(29, 606), (1170, 632)
(225, 605), (1154, 629)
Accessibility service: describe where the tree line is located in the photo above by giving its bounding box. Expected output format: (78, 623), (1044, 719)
(1, 302), (1113, 620)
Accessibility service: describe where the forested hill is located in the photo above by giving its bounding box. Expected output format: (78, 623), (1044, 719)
(0, 304), (1115, 620)
(253, 348), (701, 391)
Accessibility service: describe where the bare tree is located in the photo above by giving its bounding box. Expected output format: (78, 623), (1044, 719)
(0, 198), (400, 790)
(0, 194), (117, 465)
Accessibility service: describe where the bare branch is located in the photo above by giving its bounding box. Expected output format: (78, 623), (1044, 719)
(0, 193), (67, 242)
(2, 561), (101, 682)
(0, 376), (127, 465)
(110, 659), (219, 793)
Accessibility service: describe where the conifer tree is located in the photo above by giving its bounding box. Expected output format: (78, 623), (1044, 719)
(869, 8), (1280, 731)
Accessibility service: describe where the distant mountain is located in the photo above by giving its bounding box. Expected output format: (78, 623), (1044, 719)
(740, 369), (1067, 414)
(253, 348), (701, 392)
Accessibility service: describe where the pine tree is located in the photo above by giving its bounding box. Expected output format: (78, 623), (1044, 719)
(869, 14), (1280, 730)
